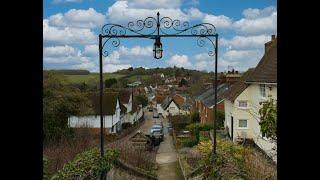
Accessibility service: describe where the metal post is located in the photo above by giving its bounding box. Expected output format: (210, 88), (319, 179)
(99, 34), (106, 180)
(213, 34), (218, 154)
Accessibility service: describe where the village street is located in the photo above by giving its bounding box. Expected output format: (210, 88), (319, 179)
(156, 115), (184, 180)
(107, 108), (184, 179)
(136, 109), (183, 179)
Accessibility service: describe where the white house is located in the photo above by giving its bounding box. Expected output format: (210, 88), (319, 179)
(68, 92), (126, 134)
(161, 97), (181, 118)
(224, 35), (277, 162)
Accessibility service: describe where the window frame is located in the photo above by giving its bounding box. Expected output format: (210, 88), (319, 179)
(238, 100), (248, 108)
(238, 119), (248, 129)
(260, 84), (266, 97)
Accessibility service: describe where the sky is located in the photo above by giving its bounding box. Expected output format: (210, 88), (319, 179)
(43, 0), (277, 73)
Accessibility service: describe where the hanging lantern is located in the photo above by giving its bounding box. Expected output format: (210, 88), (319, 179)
(153, 37), (163, 59)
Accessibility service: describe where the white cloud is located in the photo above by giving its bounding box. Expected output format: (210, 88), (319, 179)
(107, 1), (232, 30)
(118, 45), (153, 57)
(48, 8), (105, 28)
(107, 1), (189, 23)
(83, 44), (98, 57)
(243, 6), (276, 19)
(121, 0), (181, 9)
(222, 50), (261, 62)
(203, 14), (233, 29)
(103, 64), (132, 73)
(166, 54), (192, 68)
(43, 19), (96, 45)
(220, 35), (271, 50)
(233, 6), (277, 35)
(43, 45), (80, 57)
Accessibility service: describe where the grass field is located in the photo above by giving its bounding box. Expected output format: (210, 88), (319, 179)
(64, 73), (125, 84)
(128, 75), (151, 82)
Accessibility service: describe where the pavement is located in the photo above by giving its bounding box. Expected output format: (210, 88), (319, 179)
(156, 115), (184, 180)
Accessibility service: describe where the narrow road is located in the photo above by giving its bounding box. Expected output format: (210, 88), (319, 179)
(156, 115), (184, 180)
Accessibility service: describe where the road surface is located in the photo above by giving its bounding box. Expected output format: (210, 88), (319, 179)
(156, 115), (184, 180)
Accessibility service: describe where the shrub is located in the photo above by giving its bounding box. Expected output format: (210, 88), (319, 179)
(190, 111), (200, 123)
(121, 122), (132, 130)
(182, 138), (198, 147)
(51, 148), (119, 180)
(43, 157), (50, 180)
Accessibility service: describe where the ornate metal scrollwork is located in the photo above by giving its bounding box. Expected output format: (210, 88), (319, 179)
(100, 12), (217, 57)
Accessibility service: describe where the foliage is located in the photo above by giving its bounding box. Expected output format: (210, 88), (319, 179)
(216, 110), (225, 129)
(105, 78), (117, 88)
(179, 78), (188, 87)
(43, 72), (93, 143)
(43, 157), (50, 180)
(169, 114), (190, 131)
(185, 123), (213, 145)
(190, 111), (200, 123)
(51, 148), (119, 180)
(259, 98), (277, 141)
(134, 94), (148, 107)
(121, 122), (132, 130)
(182, 138), (199, 147)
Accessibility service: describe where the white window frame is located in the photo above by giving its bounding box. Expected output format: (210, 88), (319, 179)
(260, 84), (266, 97)
(238, 100), (248, 108)
(238, 119), (248, 129)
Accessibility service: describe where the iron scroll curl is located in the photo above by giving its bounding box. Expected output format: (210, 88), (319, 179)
(101, 13), (217, 57)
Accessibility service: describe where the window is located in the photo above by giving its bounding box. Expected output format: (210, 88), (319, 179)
(238, 119), (248, 128)
(238, 101), (247, 107)
(260, 84), (266, 97)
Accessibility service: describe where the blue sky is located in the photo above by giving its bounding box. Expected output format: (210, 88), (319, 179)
(43, 0), (277, 72)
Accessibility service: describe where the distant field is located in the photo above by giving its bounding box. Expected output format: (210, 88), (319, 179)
(64, 73), (125, 84)
(128, 75), (151, 82)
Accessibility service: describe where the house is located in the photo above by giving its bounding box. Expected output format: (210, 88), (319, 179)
(155, 95), (166, 114)
(224, 35), (277, 162)
(68, 92), (127, 134)
(172, 94), (190, 115)
(160, 73), (165, 78)
(193, 84), (229, 124)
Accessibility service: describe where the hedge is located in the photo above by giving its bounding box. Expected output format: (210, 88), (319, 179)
(50, 148), (119, 180)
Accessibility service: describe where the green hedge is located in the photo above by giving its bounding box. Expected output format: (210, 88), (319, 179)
(182, 138), (199, 147)
(50, 148), (119, 180)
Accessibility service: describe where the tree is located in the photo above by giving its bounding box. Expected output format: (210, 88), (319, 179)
(259, 98), (277, 141)
(190, 111), (200, 123)
(134, 94), (148, 107)
(105, 78), (117, 88)
(179, 78), (188, 87)
(216, 110), (225, 129)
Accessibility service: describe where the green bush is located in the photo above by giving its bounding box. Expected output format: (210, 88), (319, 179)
(122, 122), (132, 130)
(43, 157), (50, 180)
(182, 138), (198, 147)
(51, 148), (119, 180)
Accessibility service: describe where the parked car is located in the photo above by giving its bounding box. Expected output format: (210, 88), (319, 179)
(153, 111), (159, 118)
(148, 106), (153, 112)
(150, 124), (164, 141)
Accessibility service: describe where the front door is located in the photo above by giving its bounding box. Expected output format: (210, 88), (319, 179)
(231, 116), (234, 140)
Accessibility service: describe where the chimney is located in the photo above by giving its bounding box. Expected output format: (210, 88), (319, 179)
(265, 35), (275, 53)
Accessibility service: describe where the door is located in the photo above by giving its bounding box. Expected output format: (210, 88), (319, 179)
(231, 116), (234, 140)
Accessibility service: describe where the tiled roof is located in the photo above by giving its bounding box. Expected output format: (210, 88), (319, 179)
(89, 92), (126, 115)
(223, 68), (255, 102)
(118, 89), (132, 104)
(202, 83), (229, 107)
(155, 95), (166, 104)
(172, 94), (185, 107)
(246, 38), (277, 83)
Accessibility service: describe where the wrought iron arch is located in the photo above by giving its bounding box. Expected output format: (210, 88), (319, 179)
(97, 12), (219, 165)
(100, 12), (217, 57)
